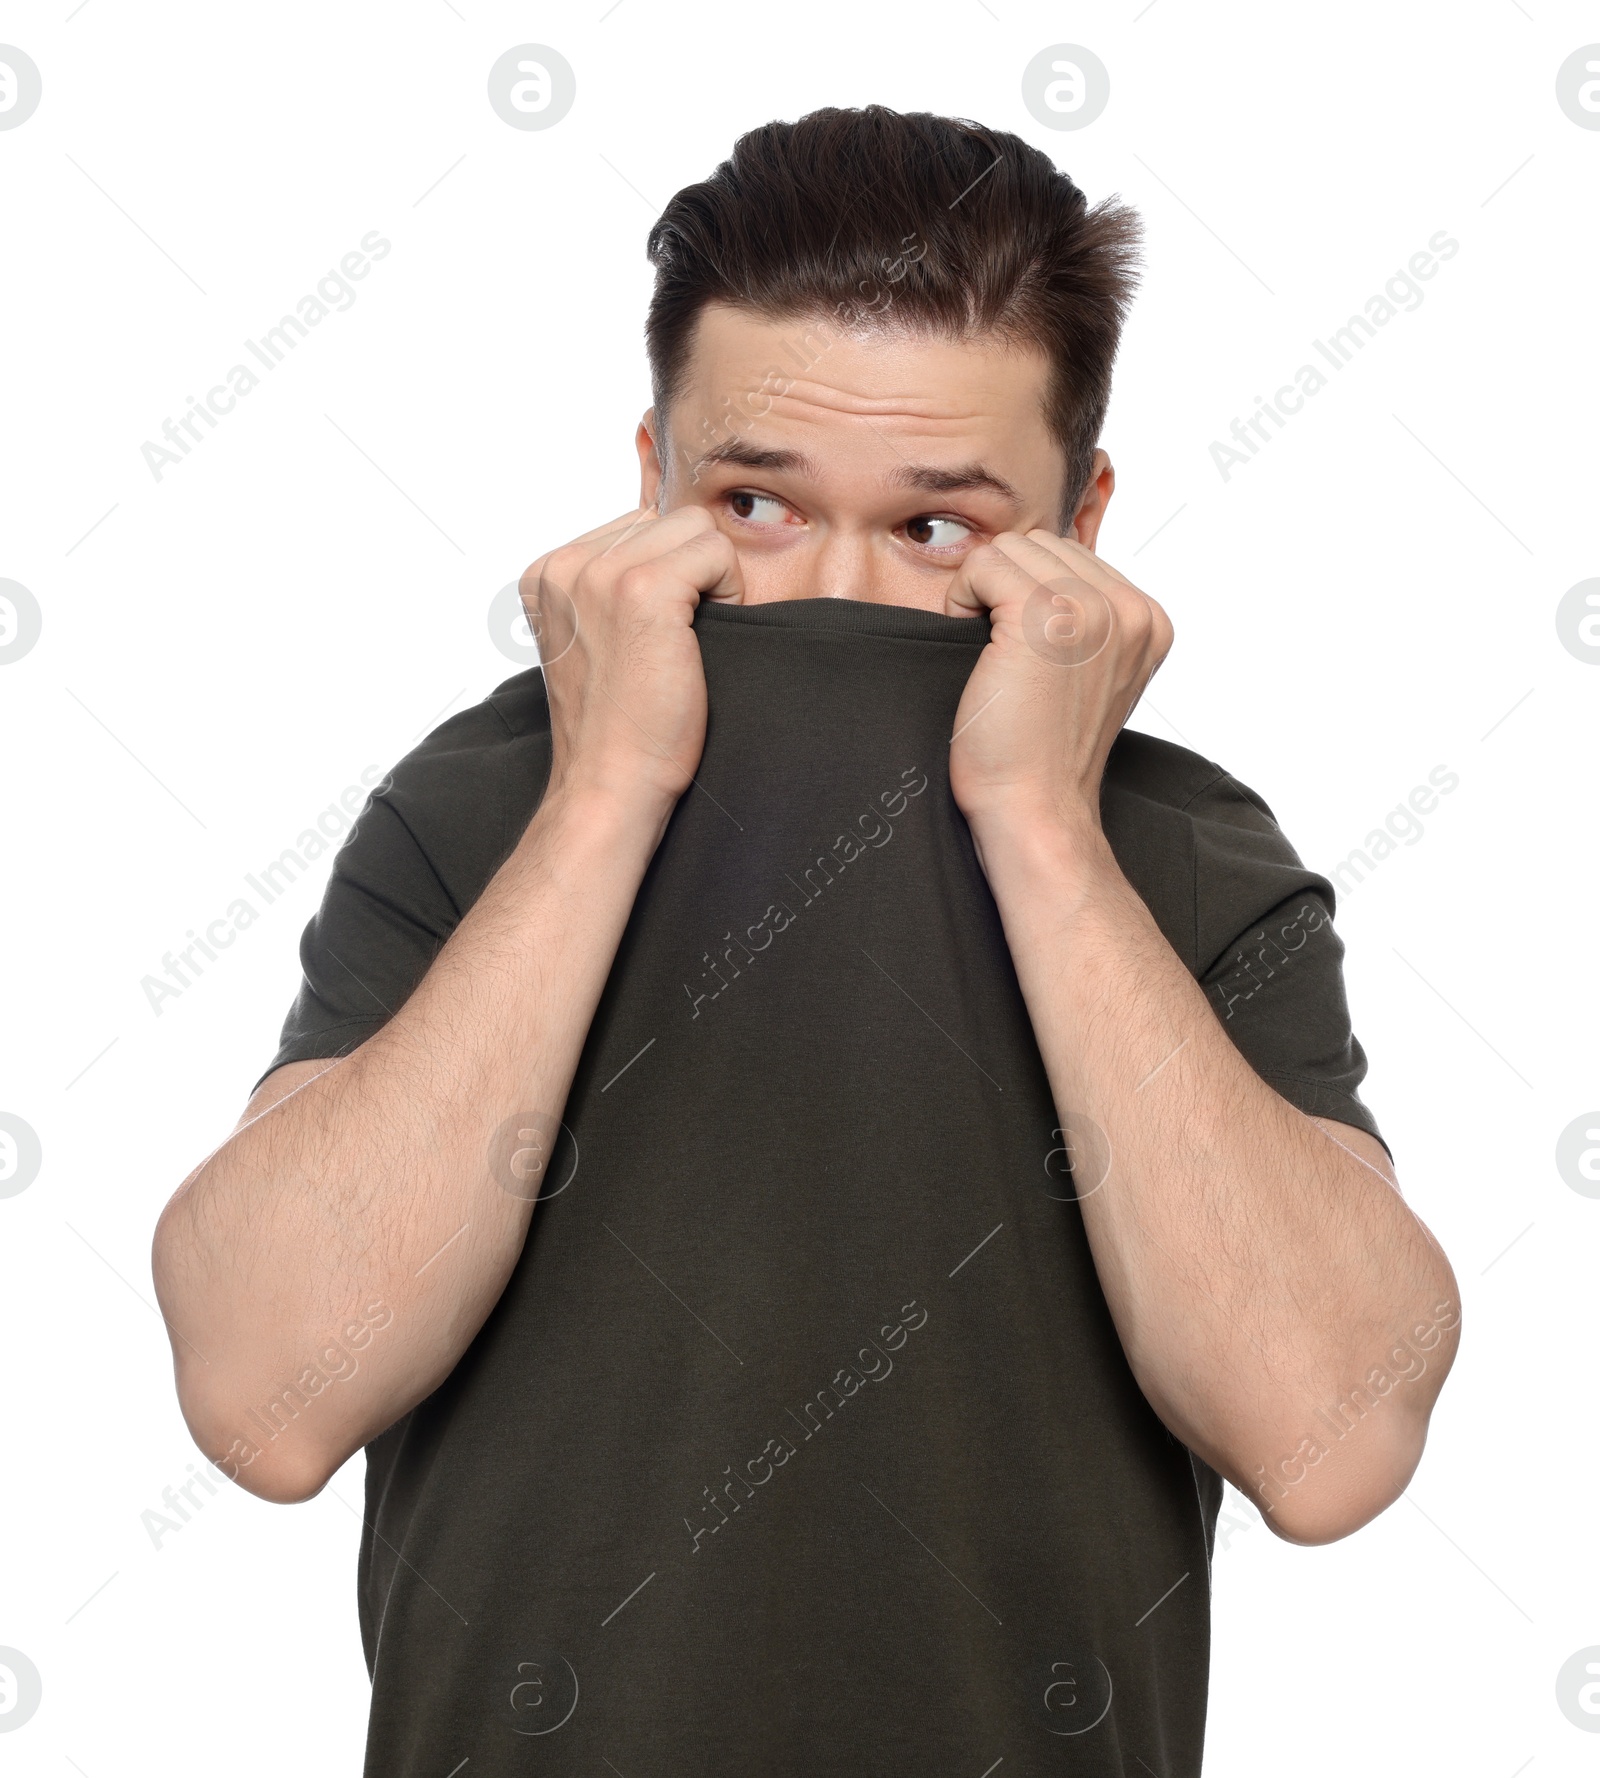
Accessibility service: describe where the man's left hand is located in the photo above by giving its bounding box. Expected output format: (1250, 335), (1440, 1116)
(944, 531), (1174, 838)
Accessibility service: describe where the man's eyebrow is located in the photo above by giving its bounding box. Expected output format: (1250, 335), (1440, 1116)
(892, 462), (1023, 503)
(693, 438), (1023, 506)
(692, 439), (819, 477)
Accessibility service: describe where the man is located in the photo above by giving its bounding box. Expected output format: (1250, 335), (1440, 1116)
(152, 107), (1458, 1775)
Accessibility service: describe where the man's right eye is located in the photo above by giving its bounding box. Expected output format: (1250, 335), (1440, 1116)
(727, 491), (790, 526)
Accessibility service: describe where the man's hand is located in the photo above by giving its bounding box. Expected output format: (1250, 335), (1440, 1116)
(155, 741), (692, 1498)
(520, 503), (744, 813)
(943, 530), (1173, 838)
(942, 531), (1457, 1543)
(153, 506), (744, 1503)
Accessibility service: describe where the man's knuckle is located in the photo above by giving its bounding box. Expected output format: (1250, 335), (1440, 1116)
(546, 543), (586, 585)
(616, 562), (659, 600)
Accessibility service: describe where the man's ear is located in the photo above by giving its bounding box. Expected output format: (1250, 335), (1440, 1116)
(1065, 449), (1115, 550)
(637, 410), (665, 510)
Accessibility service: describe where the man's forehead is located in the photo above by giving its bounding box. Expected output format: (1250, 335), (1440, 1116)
(678, 305), (1051, 419)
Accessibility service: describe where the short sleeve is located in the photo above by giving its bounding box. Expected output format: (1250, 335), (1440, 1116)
(251, 793), (460, 1094)
(250, 671), (553, 1098)
(1185, 769), (1390, 1161)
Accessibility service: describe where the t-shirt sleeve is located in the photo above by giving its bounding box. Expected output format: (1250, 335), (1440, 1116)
(1184, 767), (1390, 1161)
(249, 671), (552, 1099)
(250, 791), (461, 1095)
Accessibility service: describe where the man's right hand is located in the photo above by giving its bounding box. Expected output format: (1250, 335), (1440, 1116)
(153, 507), (744, 1503)
(519, 504), (744, 811)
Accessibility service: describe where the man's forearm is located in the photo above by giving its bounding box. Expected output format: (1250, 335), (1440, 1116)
(152, 780), (671, 1501)
(967, 804), (1460, 1542)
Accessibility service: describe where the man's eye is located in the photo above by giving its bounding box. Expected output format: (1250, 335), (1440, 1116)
(728, 491), (789, 524)
(904, 516), (973, 550)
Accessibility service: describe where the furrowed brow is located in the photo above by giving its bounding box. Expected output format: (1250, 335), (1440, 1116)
(892, 462), (1023, 503)
(691, 439), (819, 479)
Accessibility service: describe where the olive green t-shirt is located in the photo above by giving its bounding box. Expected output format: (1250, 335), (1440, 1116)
(259, 595), (1385, 1777)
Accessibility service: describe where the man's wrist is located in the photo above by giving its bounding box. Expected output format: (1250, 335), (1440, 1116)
(964, 795), (1117, 895)
(524, 773), (681, 871)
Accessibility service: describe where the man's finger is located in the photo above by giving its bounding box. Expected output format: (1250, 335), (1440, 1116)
(651, 527), (745, 606)
(519, 507), (652, 600)
(1007, 533), (1167, 651)
(943, 540), (1049, 619)
(994, 531), (1111, 599)
(594, 504), (723, 572)
(1022, 534), (1166, 648)
(1017, 530), (1157, 613)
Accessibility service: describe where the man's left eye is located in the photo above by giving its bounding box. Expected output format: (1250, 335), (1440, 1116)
(904, 516), (973, 549)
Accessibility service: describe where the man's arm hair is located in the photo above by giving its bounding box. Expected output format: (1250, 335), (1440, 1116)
(151, 780), (669, 1503)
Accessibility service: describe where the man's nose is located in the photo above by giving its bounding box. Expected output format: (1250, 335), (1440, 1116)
(808, 529), (878, 601)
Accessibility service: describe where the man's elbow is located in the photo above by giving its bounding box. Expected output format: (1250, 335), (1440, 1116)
(226, 1444), (339, 1506)
(174, 1376), (342, 1506)
(1248, 1415), (1429, 1546)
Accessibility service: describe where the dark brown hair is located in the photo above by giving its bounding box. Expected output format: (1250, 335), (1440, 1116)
(645, 105), (1143, 516)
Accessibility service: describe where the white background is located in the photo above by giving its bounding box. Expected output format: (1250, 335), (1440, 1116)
(2, 2), (1596, 1772)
